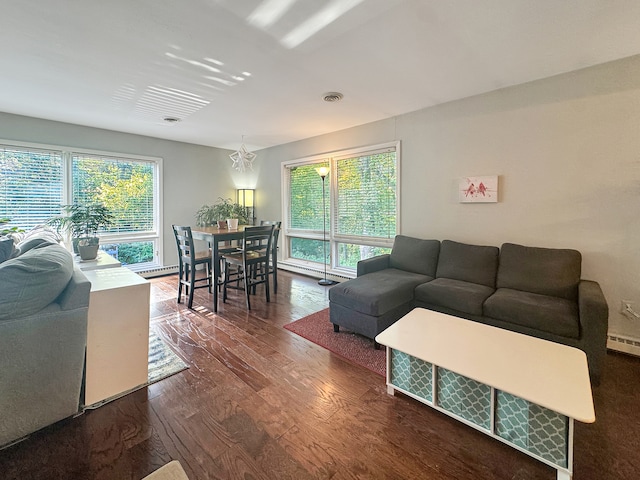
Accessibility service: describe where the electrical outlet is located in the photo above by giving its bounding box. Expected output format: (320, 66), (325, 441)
(621, 300), (640, 319)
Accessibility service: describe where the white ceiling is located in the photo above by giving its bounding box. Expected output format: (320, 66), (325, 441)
(1, 0), (640, 151)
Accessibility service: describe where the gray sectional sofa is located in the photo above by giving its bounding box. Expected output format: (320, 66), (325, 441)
(329, 235), (609, 384)
(0, 231), (90, 448)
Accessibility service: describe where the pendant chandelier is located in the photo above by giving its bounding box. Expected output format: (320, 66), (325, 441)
(229, 136), (256, 172)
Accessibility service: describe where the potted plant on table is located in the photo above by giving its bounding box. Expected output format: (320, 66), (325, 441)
(196, 197), (250, 229)
(47, 203), (115, 260)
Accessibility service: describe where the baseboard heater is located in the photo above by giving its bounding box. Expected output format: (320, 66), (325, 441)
(607, 333), (640, 357)
(136, 265), (179, 278)
(278, 262), (351, 283)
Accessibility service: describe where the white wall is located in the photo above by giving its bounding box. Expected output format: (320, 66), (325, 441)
(0, 112), (234, 266)
(255, 55), (640, 340)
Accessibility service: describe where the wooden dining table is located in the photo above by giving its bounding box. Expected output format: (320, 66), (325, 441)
(190, 225), (248, 312)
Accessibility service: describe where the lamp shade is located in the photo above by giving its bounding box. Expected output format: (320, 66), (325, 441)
(237, 189), (254, 208)
(315, 166), (330, 178)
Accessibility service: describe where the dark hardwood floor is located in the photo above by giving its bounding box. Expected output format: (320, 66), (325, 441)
(1, 270), (639, 479)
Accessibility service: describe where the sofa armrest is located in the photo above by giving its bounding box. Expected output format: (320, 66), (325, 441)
(58, 269), (91, 311)
(578, 279), (609, 384)
(357, 254), (390, 277)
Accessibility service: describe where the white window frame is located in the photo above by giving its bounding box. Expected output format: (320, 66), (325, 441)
(0, 139), (163, 270)
(281, 141), (400, 278)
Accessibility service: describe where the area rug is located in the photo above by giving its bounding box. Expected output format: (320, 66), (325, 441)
(284, 309), (386, 377)
(148, 331), (188, 385)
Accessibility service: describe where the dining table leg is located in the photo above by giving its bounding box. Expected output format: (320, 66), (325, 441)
(212, 240), (220, 312)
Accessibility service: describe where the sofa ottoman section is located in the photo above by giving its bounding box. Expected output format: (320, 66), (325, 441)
(329, 268), (432, 344)
(329, 236), (440, 346)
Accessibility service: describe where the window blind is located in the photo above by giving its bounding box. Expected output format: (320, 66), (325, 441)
(334, 149), (397, 240)
(72, 154), (155, 234)
(288, 161), (328, 231)
(0, 145), (64, 229)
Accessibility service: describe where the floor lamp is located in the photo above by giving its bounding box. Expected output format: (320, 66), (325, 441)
(315, 166), (335, 286)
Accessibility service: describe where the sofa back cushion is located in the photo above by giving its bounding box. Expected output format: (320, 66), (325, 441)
(0, 243), (74, 320)
(497, 243), (581, 300)
(389, 235), (440, 277)
(0, 237), (15, 263)
(435, 240), (499, 288)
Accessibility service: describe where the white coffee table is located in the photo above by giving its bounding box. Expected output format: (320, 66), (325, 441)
(375, 308), (594, 480)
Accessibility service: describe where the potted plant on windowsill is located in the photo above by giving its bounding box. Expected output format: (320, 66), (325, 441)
(196, 197), (250, 229)
(47, 203), (115, 260)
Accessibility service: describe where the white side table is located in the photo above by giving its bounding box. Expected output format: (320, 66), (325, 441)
(75, 251), (121, 271)
(82, 267), (150, 407)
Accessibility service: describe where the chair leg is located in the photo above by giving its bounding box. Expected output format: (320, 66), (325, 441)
(273, 266), (277, 294)
(251, 265), (258, 295)
(218, 258), (225, 292)
(187, 265), (195, 309)
(265, 268), (270, 303)
(244, 266), (251, 310)
(223, 262), (228, 303)
(177, 263), (184, 303)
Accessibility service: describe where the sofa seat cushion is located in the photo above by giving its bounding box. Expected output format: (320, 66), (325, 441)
(483, 288), (580, 338)
(0, 243), (74, 320)
(329, 268), (432, 317)
(415, 278), (495, 316)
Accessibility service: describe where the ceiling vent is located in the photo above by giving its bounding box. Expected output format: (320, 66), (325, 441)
(322, 92), (344, 103)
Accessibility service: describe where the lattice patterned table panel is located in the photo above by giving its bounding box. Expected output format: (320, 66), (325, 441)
(386, 348), (571, 477)
(437, 367), (492, 430)
(390, 349), (433, 402)
(496, 390), (568, 467)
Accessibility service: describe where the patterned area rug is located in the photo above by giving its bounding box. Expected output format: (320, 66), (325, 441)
(148, 331), (188, 385)
(284, 308), (386, 377)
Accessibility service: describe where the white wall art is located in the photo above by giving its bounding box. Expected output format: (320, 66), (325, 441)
(459, 176), (498, 203)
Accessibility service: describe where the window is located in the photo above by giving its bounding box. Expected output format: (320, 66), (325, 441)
(282, 142), (399, 277)
(0, 145), (64, 229)
(0, 141), (162, 270)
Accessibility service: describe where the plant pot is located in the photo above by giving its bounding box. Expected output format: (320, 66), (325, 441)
(227, 218), (239, 229)
(217, 220), (227, 229)
(78, 244), (100, 260)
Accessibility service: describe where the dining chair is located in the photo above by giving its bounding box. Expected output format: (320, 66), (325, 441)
(172, 225), (212, 309)
(222, 224), (275, 310)
(259, 220), (281, 293)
